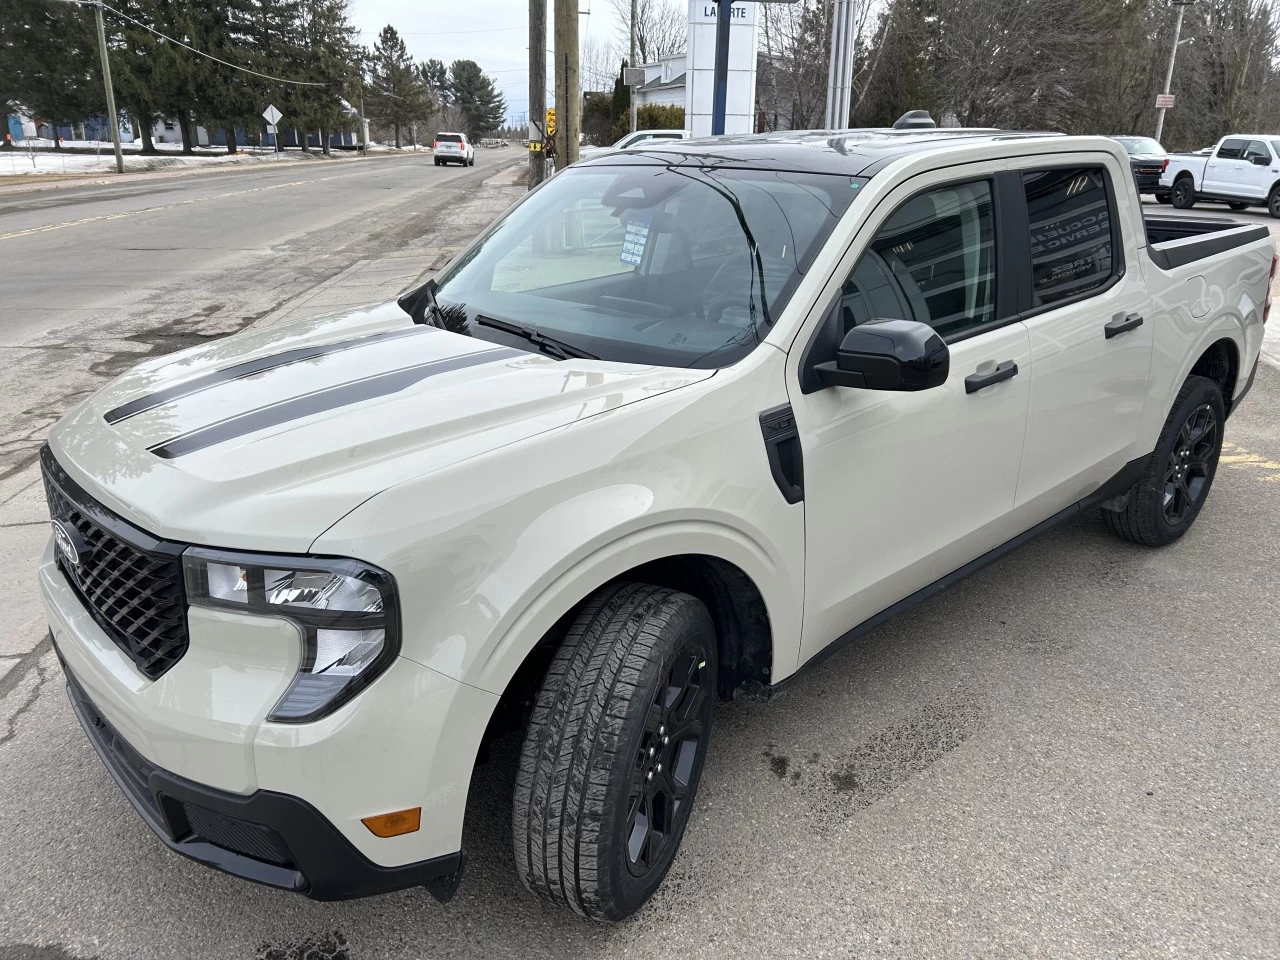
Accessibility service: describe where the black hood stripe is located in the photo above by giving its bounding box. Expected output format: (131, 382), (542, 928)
(105, 325), (438, 425)
(148, 347), (522, 460)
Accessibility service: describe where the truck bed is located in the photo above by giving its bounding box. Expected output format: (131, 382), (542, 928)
(1145, 214), (1272, 270)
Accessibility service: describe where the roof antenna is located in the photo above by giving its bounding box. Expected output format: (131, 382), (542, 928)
(893, 110), (936, 130)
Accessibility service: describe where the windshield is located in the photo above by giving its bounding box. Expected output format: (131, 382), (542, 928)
(1114, 137), (1165, 156)
(432, 164), (864, 368)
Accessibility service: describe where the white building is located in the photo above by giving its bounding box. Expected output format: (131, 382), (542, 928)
(634, 55), (687, 110)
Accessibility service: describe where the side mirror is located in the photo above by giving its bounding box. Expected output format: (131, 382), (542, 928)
(814, 319), (949, 391)
(1252, 154), (1271, 166)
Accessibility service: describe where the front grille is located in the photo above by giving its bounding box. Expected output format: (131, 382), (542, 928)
(183, 804), (295, 867)
(41, 447), (189, 679)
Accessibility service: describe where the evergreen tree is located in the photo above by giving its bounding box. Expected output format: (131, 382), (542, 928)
(420, 57), (450, 105)
(0, 0), (100, 148)
(449, 59), (505, 137)
(367, 25), (426, 147)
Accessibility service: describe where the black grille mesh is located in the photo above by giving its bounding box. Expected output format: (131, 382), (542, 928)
(183, 804), (295, 866)
(42, 450), (189, 679)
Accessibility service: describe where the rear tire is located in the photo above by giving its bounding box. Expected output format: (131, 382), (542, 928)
(1171, 177), (1196, 209)
(433, 158), (440, 166)
(1102, 375), (1224, 547)
(1269, 187), (1280, 219)
(513, 582), (717, 921)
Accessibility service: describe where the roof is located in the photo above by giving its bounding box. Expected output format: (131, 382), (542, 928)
(575, 128), (1067, 177)
(639, 72), (685, 92)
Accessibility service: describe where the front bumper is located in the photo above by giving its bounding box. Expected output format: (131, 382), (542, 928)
(59, 652), (464, 900)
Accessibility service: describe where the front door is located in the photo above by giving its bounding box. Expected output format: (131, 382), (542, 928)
(787, 171), (1032, 663)
(1241, 140), (1277, 200)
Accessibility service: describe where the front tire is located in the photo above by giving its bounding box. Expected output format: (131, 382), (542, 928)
(1229, 201), (1249, 211)
(1171, 177), (1196, 209)
(1102, 375), (1224, 546)
(513, 583), (717, 921)
(1155, 192), (1172, 204)
(1269, 187), (1280, 219)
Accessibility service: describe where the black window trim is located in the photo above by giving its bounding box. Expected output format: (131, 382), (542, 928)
(1012, 162), (1126, 321)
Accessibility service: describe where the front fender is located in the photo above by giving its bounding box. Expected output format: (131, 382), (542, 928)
(312, 355), (804, 697)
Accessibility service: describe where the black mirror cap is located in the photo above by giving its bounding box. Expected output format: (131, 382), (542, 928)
(1253, 154), (1271, 166)
(396, 278), (436, 324)
(817, 319), (949, 391)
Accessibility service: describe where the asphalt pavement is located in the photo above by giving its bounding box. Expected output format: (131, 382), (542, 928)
(1, 168), (1279, 960)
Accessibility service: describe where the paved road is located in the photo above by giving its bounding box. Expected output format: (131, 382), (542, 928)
(1, 164), (1279, 960)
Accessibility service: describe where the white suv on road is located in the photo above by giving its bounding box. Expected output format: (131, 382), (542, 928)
(40, 131), (1276, 921)
(433, 132), (474, 166)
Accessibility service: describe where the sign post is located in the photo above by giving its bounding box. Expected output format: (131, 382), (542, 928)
(263, 104), (283, 155)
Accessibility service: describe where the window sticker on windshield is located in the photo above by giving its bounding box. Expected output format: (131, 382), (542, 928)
(620, 217), (651, 266)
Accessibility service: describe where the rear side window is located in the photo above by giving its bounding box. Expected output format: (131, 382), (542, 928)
(1022, 167), (1116, 308)
(1218, 139), (1247, 160)
(839, 180), (997, 340)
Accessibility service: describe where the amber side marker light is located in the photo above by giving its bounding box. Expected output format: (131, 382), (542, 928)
(362, 807), (422, 838)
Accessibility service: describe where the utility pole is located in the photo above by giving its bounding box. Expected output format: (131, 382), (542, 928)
(92, 2), (124, 174)
(529, 0), (547, 187)
(629, 0), (638, 134)
(553, 0), (579, 166)
(1155, 0), (1194, 143)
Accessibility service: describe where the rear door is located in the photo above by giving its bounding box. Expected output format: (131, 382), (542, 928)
(1204, 139), (1248, 194)
(788, 164), (1032, 662)
(1009, 158), (1154, 531)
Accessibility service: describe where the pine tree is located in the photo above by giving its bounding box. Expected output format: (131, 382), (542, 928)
(449, 59), (505, 138)
(367, 25), (426, 148)
(0, 0), (101, 147)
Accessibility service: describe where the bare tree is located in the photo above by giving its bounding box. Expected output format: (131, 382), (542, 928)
(608, 0), (687, 64)
(581, 34), (620, 92)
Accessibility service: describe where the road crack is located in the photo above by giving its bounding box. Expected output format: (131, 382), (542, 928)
(0, 636), (54, 748)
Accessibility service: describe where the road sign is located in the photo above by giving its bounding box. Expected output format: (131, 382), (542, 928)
(623, 67), (646, 87)
(263, 104), (283, 125)
(1156, 94), (1176, 109)
(546, 108), (556, 136)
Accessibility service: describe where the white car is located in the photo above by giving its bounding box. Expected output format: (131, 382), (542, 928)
(1160, 134), (1280, 216)
(578, 127), (690, 160)
(433, 131), (474, 166)
(40, 131), (1276, 921)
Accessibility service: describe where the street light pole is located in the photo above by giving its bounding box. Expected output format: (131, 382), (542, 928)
(92, 2), (124, 173)
(1155, 0), (1194, 143)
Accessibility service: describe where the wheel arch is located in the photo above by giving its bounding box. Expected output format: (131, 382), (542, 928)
(1189, 336), (1241, 413)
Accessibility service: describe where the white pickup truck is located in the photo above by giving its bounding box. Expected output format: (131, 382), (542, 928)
(40, 130), (1276, 921)
(1161, 134), (1280, 217)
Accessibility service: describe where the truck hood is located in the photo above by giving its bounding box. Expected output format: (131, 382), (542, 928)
(49, 302), (712, 551)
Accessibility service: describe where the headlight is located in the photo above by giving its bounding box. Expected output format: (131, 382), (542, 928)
(182, 547), (400, 723)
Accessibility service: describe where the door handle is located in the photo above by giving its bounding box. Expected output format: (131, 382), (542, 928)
(965, 360), (1018, 394)
(1105, 313), (1144, 339)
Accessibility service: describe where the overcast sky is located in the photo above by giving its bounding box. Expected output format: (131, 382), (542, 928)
(348, 0), (631, 126)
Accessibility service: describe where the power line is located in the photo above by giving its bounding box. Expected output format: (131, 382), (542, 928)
(361, 25), (527, 37)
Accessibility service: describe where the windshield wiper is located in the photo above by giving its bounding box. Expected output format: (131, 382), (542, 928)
(474, 314), (599, 360)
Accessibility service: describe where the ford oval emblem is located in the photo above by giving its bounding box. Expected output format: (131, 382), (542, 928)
(52, 519), (85, 571)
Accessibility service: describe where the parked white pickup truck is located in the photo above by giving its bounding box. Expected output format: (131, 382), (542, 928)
(1161, 134), (1280, 217)
(40, 130), (1276, 921)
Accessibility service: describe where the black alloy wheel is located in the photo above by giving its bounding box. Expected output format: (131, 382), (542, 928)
(1269, 188), (1280, 219)
(1162, 402), (1218, 526)
(1102, 375), (1224, 546)
(1172, 178), (1196, 209)
(624, 645), (710, 877)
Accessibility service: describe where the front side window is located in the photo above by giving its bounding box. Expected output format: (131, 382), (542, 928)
(838, 180), (997, 340)
(434, 165), (864, 368)
(1245, 140), (1271, 163)
(1023, 167), (1116, 308)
